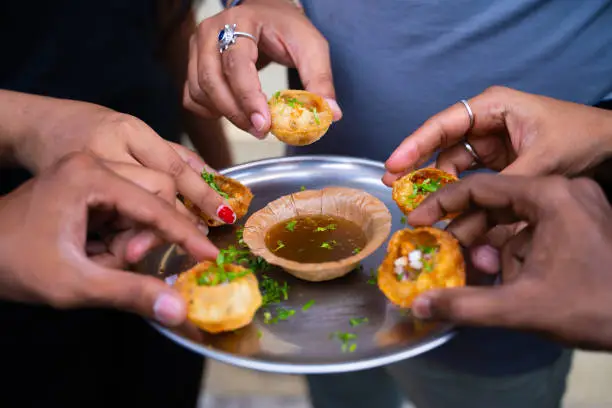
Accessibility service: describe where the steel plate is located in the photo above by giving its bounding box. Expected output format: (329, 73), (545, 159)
(138, 156), (456, 374)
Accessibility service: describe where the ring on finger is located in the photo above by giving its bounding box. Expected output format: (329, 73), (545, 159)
(217, 24), (257, 53)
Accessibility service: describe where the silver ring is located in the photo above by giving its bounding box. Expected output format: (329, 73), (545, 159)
(217, 24), (257, 53)
(462, 140), (481, 163)
(459, 99), (475, 132)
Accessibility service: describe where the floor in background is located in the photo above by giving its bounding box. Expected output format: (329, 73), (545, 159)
(196, 2), (612, 407)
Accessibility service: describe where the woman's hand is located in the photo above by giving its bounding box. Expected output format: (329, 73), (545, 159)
(0, 152), (218, 326)
(184, 0), (342, 138)
(383, 86), (612, 184)
(2, 90), (237, 227)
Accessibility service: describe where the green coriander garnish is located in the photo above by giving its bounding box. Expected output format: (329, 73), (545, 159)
(367, 268), (378, 285)
(285, 220), (297, 232)
(302, 300), (315, 311)
(264, 307), (296, 324)
(300, 186), (306, 191)
(201, 170), (229, 199)
(196, 247), (252, 286)
(353, 247), (361, 255)
(257, 330), (263, 338)
(312, 107), (320, 124)
(330, 331), (358, 353)
(320, 240), (337, 249)
(286, 97), (303, 108)
(274, 240), (286, 251)
(414, 178), (442, 194)
(260, 275), (289, 306)
(349, 317), (369, 327)
(400, 216), (407, 224)
(236, 227), (246, 247)
(277, 307), (295, 321)
(273, 91), (281, 100)
(315, 224), (337, 232)
(263, 311), (273, 324)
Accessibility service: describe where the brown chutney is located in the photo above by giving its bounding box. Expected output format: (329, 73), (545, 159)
(265, 214), (367, 263)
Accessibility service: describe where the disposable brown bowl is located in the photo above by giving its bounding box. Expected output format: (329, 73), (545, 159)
(242, 187), (392, 282)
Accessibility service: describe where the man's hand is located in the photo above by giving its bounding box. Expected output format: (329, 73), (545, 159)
(383, 86), (612, 184)
(0, 152), (218, 327)
(184, 0), (341, 138)
(406, 173), (612, 351)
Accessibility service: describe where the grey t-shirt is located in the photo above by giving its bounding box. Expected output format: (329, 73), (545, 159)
(288, 0), (612, 162)
(286, 0), (612, 375)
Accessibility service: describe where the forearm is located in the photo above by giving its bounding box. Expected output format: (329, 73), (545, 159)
(0, 90), (97, 169)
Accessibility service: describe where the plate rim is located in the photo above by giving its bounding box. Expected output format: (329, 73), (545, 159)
(150, 154), (457, 374)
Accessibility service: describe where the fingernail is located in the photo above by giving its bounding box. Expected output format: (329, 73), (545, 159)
(472, 245), (500, 274)
(324, 98), (342, 121)
(216, 204), (236, 224)
(250, 112), (266, 131)
(153, 293), (184, 326)
(197, 222), (209, 236)
(412, 296), (432, 319)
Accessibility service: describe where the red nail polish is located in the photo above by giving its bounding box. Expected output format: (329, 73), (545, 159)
(217, 205), (236, 224)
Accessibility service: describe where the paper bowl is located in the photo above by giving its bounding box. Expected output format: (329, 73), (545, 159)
(242, 187), (392, 282)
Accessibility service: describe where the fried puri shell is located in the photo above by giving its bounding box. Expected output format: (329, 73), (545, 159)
(174, 261), (262, 333)
(268, 90), (333, 146)
(392, 168), (458, 220)
(378, 227), (465, 308)
(183, 174), (254, 227)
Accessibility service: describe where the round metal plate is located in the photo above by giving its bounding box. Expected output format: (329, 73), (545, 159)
(139, 156), (455, 374)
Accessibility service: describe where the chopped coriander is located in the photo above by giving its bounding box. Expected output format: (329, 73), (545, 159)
(367, 268), (378, 285)
(414, 178), (442, 194)
(330, 331), (358, 353)
(349, 317), (369, 327)
(320, 240), (337, 249)
(277, 307), (295, 321)
(352, 247), (361, 255)
(257, 330), (263, 339)
(423, 259), (434, 272)
(400, 216), (407, 224)
(302, 300), (315, 311)
(300, 186), (306, 191)
(263, 311), (273, 324)
(286, 97), (303, 108)
(201, 170), (229, 199)
(315, 224), (336, 232)
(285, 220), (297, 232)
(264, 307), (295, 324)
(273, 91), (281, 99)
(260, 275), (289, 306)
(236, 227), (246, 247)
(312, 107), (320, 124)
(274, 240), (286, 251)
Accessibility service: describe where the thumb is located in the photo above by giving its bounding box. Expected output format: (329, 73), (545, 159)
(85, 267), (187, 327)
(411, 286), (524, 328)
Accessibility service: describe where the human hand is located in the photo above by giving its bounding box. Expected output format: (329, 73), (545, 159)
(406, 173), (612, 351)
(0, 152), (218, 327)
(184, 0), (342, 138)
(12, 93), (237, 228)
(383, 86), (612, 183)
